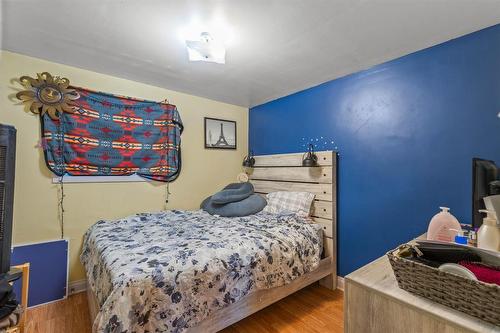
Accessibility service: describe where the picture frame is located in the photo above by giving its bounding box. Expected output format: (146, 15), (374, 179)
(204, 117), (237, 149)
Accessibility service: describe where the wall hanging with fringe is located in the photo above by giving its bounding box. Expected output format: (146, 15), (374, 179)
(17, 73), (184, 182)
(16, 72), (184, 238)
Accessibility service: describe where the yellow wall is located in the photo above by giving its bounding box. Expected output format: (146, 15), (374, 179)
(0, 51), (248, 282)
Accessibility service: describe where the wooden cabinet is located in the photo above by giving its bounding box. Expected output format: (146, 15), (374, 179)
(344, 256), (498, 333)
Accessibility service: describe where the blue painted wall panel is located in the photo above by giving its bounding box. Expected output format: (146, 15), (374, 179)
(250, 24), (500, 276)
(11, 240), (68, 307)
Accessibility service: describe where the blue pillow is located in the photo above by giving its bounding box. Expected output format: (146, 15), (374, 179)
(201, 194), (267, 217)
(211, 182), (254, 204)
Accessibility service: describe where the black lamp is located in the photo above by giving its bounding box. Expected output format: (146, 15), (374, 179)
(302, 144), (318, 167)
(242, 150), (255, 167)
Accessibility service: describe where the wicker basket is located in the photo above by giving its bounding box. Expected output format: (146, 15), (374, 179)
(387, 247), (500, 326)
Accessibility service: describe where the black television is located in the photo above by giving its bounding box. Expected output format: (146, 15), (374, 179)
(472, 158), (499, 228)
(0, 124), (16, 276)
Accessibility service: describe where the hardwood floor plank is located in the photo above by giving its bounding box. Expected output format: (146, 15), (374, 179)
(221, 284), (344, 333)
(25, 292), (92, 333)
(24, 283), (343, 333)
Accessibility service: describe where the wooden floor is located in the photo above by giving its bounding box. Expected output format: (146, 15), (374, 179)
(25, 283), (343, 333)
(25, 289), (92, 333)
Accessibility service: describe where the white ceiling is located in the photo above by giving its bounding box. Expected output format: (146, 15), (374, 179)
(1, 0), (500, 107)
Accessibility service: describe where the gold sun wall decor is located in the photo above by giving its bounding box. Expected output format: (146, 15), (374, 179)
(16, 72), (80, 120)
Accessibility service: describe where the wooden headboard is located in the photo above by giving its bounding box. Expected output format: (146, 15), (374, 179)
(246, 150), (337, 289)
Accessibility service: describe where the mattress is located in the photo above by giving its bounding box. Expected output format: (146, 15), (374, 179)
(81, 210), (323, 333)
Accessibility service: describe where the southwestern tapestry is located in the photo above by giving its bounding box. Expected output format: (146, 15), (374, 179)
(41, 87), (183, 182)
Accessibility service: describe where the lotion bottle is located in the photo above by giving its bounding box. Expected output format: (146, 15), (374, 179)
(427, 207), (461, 242)
(477, 210), (500, 251)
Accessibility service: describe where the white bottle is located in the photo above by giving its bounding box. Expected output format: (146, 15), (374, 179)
(477, 210), (500, 251)
(427, 207), (462, 242)
(484, 195), (500, 220)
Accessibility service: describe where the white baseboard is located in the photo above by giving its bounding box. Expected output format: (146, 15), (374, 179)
(68, 279), (87, 295)
(336, 276), (345, 291)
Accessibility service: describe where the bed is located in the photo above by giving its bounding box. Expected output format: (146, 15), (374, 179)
(83, 150), (337, 333)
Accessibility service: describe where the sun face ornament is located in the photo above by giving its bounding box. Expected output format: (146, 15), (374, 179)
(16, 72), (80, 120)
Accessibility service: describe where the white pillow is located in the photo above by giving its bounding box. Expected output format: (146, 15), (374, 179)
(263, 191), (315, 217)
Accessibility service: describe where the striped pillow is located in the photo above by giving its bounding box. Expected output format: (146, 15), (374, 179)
(263, 191), (315, 217)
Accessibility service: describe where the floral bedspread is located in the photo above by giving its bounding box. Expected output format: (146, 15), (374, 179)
(81, 210), (322, 333)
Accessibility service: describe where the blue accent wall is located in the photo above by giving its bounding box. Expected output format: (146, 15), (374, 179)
(250, 24), (500, 276)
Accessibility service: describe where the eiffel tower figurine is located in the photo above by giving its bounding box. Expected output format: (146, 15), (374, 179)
(214, 123), (229, 147)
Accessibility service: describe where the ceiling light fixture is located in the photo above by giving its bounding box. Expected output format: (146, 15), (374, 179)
(185, 32), (226, 64)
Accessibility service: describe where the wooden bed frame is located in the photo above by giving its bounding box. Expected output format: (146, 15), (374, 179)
(86, 150), (337, 333)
